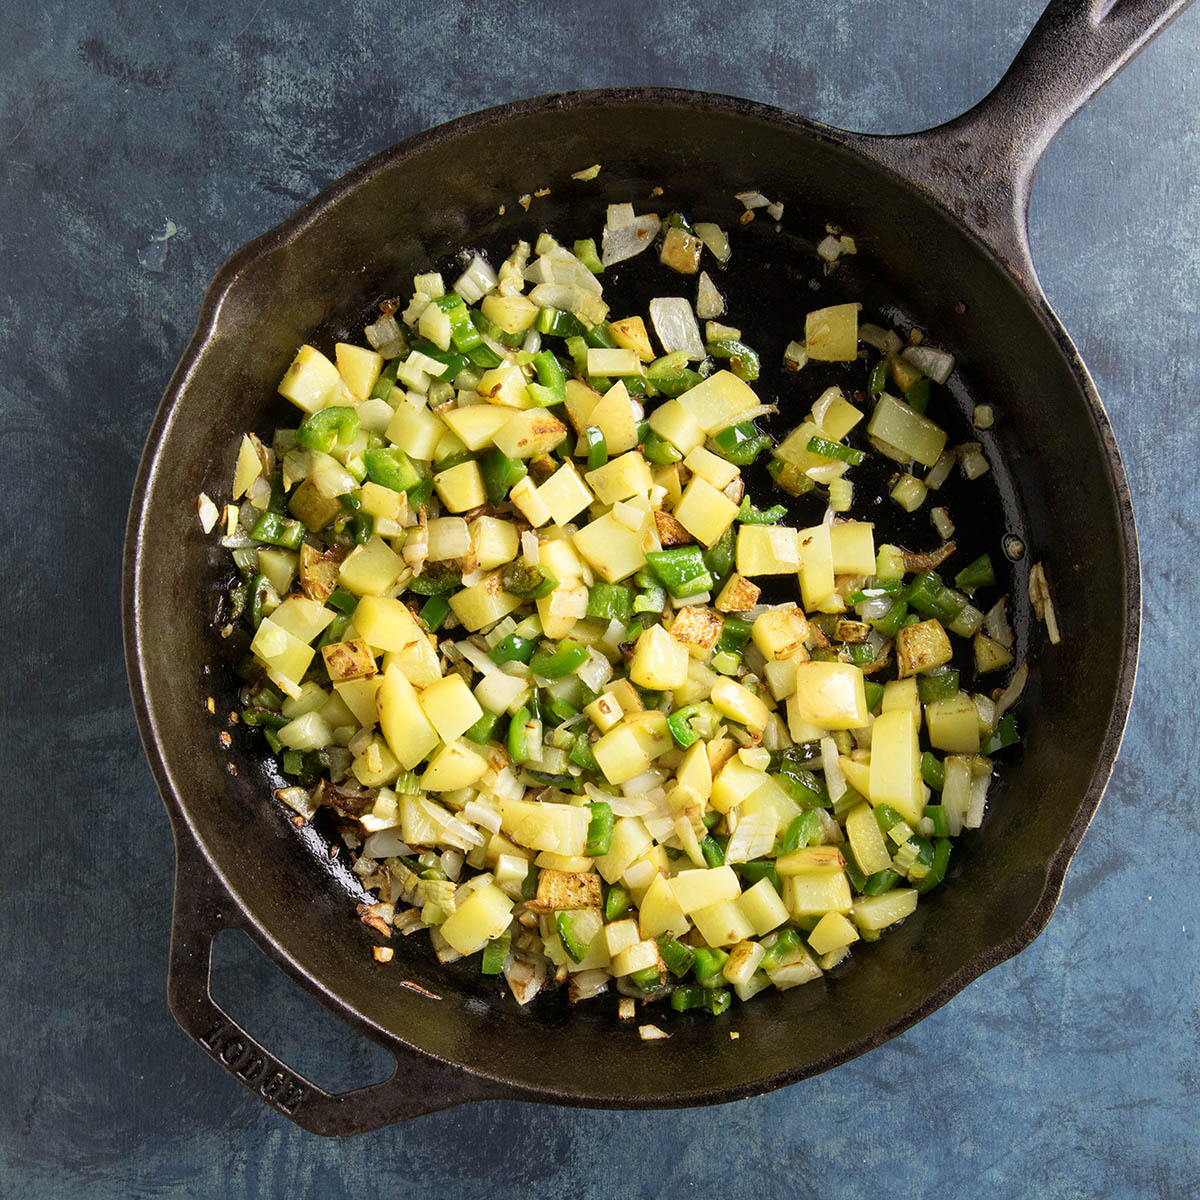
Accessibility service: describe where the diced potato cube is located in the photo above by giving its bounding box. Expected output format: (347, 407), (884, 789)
(498, 798), (590, 857)
(350, 736), (401, 788)
(473, 669), (528, 717)
(439, 883), (514, 956)
(610, 938), (662, 978)
(788, 662), (868, 731)
(538, 462), (594, 525)
(353, 595), (419, 654)
(421, 740), (488, 790)
(808, 912), (860, 956)
(804, 303), (859, 362)
(809, 386), (863, 440)
(882, 678), (921, 726)
(710, 759), (768, 814)
(604, 918), (641, 958)
(737, 525), (800, 575)
(321, 638), (377, 682)
(586, 348), (641, 377)
(738, 878), (790, 936)
(433, 460), (486, 513)
(493, 409), (569, 459)
(629, 623), (689, 689)
(797, 524), (835, 609)
(449, 571), (522, 632)
(676, 742), (713, 800)
(572, 513), (647, 582)
(419, 673), (483, 743)
(608, 316), (655, 362)
(625, 711), (673, 760)
(592, 816), (653, 883)
(868, 709), (923, 825)
(659, 226), (703, 274)
(670, 607), (723, 656)
(335, 342), (384, 399)
(278, 344), (342, 413)
(386, 402), (445, 460)
(506, 476), (550, 528)
(333, 676), (382, 727)
(722, 940), (766, 987)
(530, 869), (603, 912)
(896, 619), (953, 677)
(974, 633), (1015, 675)
(259, 547), (299, 598)
(710, 676), (771, 735)
(440, 404), (512, 450)
(232, 433), (264, 500)
(765, 943), (824, 989)
(535, 582), (588, 640)
(839, 755), (871, 797)
(683, 446), (739, 490)
(339, 536), (405, 596)
(647, 398), (705, 455)
(470, 515), (520, 569)
(691, 899), (756, 947)
(539, 536), (586, 583)
(250, 617), (315, 688)
(270, 596), (335, 644)
(481, 292), (539, 335)
(592, 723), (652, 785)
(585, 691), (625, 733)
(638, 874), (690, 939)
(673, 476), (739, 547)
(358, 481), (405, 523)
(475, 362), (532, 410)
(715, 574), (761, 613)
(868, 394), (947, 467)
(845, 801), (893, 875)
(752, 607), (810, 661)
(563, 378), (599, 432)
(589, 381), (639, 455)
(377, 664), (440, 770)
(426, 516), (470, 561)
(782, 868), (853, 917)
(676, 370), (759, 433)
(586, 451), (653, 504)
(925, 693), (981, 753)
(852, 888), (919, 933)
(829, 521), (876, 575)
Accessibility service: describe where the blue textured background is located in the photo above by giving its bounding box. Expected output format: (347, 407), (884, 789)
(3, 0), (1198, 1195)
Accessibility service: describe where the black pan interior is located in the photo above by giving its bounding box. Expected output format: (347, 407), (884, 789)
(135, 92), (1132, 1106)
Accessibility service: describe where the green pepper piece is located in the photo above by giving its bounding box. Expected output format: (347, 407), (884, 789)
(671, 984), (706, 1012)
(480, 933), (511, 974)
(584, 801), (614, 856)
(556, 912), (590, 963)
(863, 680), (886, 713)
(573, 238), (603, 275)
(570, 733), (599, 774)
(580, 426), (608, 470)
(708, 988), (733, 1016)
(337, 493), (374, 545)
(955, 553), (997, 593)
(775, 810), (823, 855)
(921, 752), (946, 792)
(904, 570), (944, 613)
(530, 639), (588, 679)
(586, 582), (633, 623)
(251, 511), (305, 550)
(241, 706), (290, 730)
(527, 348), (567, 407)
(628, 964), (666, 992)
(692, 946), (729, 987)
(700, 834), (726, 868)
(916, 838), (952, 893)
(982, 713), (1020, 755)
(737, 497), (788, 525)
(489, 633), (537, 665)
(480, 446), (528, 505)
(904, 376), (931, 415)
(501, 561), (558, 600)
(703, 526), (736, 581)
(870, 597), (910, 638)
(868, 358), (888, 397)
(862, 868), (901, 896)
(712, 420), (772, 466)
(646, 351), (704, 398)
(645, 546), (714, 598)
(363, 447), (421, 493)
(759, 928), (801, 972)
(715, 615), (753, 656)
(520, 864), (541, 901)
(604, 882), (632, 921)
(707, 338), (760, 382)
(536, 306), (588, 338)
(656, 934), (696, 980)
(641, 428), (683, 465)
(316, 611), (352, 650)
(732, 860), (781, 891)
(407, 568), (461, 596)
(806, 435), (866, 466)
(917, 669), (960, 703)
(470, 308), (526, 348)
(667, 704), (704, 749)
(507, 706), (532, 764)
(464, 708), (502, 745)
(924, 803), (950, 837)
(296, 405), (360, 454)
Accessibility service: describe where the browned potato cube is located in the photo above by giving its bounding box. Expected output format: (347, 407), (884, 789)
(300, 543), (344, 603)
(836, 619), (871, 644)
(654, 510), (693, 547)
(530, 870), (603, 911)
(660, 227), (703, 274)
(715, 574), (761, 613)
(288, 477), (342, 531)
(670, 606), (724, 653)
(895, 619), (953, 677)
(321, 638), (378, 681)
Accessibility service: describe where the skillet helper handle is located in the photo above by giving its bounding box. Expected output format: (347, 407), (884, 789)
(849, 0), (1194, 285)
(167, 837), (501, 1136)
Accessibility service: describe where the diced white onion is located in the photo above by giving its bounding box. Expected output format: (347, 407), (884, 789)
(695, 271), (725, 319)
(995, 662), (1028, 718)
(902, 344), (956, 384)
(965, 767), (991, 829)
(649, 297), (706, 360)
(364, 314), (405, 357)
(859, 323), (903, 355)
(734, 190), (770, 209)
(197, 492), (219, 534)
(601, 214), (661, 267)
(821, 736), (846, 803)
(362, 828), (415, 859)
(925, 448), (956, 491)
(984, 596), (1014, 648)
(453, 255), (498, 305)
(606, 203), (635, 230)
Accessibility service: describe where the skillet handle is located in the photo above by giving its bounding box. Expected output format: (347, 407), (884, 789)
(848, 0), (1193, 286)
(167, 834), (504, 1136)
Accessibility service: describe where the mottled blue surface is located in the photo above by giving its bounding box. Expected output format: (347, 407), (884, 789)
(2, 0), (1198, 1195)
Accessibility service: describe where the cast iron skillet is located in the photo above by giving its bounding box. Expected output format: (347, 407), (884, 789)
(124, 0), (1188, 1136)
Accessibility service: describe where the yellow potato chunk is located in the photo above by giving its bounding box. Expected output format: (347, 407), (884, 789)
(751, 606), (810, 661)
(439, 884), (514, 956)
(736, 525), (800, 576)
(788, 662), (868, 731)
(797, 524), (835, 609)
(338, 536), (405, 596)
(433, 460), (486, 513)
(710, 676), (771, 735)
(868, 709), (923, 825)
(804, 303), (859, 362)
(673, 476), (739, 547)
(421, 740), (488, 791)
(335, 342), (383, 399)
(499, 798), (590, 857)
(592, 723), (652, 785)
(538, 462), (594, 526)
(829, 521), (877, 575)
(418, 673), (483, 743)
(808, 912), (860, 956)
(629, 623), (689, 690)
(278, 344), (342, 413)
(376, 664), (440, 770)
(676, 369), (759, 433)
(449, 571), (522, 632)
(585, 451), (653, 504)
(572, 513), (647, 582)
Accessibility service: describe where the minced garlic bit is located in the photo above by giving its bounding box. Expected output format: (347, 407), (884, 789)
(617, 997), (636, 1022)
(533, 187), (550, 198)
(730, 1031), (740, 1040)
(372, 946), (394, 963)
(639, 1024), (670, 1041)
(973, 404), (995, 430)
(518, 194), (531, 211)
(1029, 562), (1061, 645)
(571, 164), (601, 181)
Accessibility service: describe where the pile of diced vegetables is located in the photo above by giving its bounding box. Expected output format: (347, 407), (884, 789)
(212, 203), (1025, 1023)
